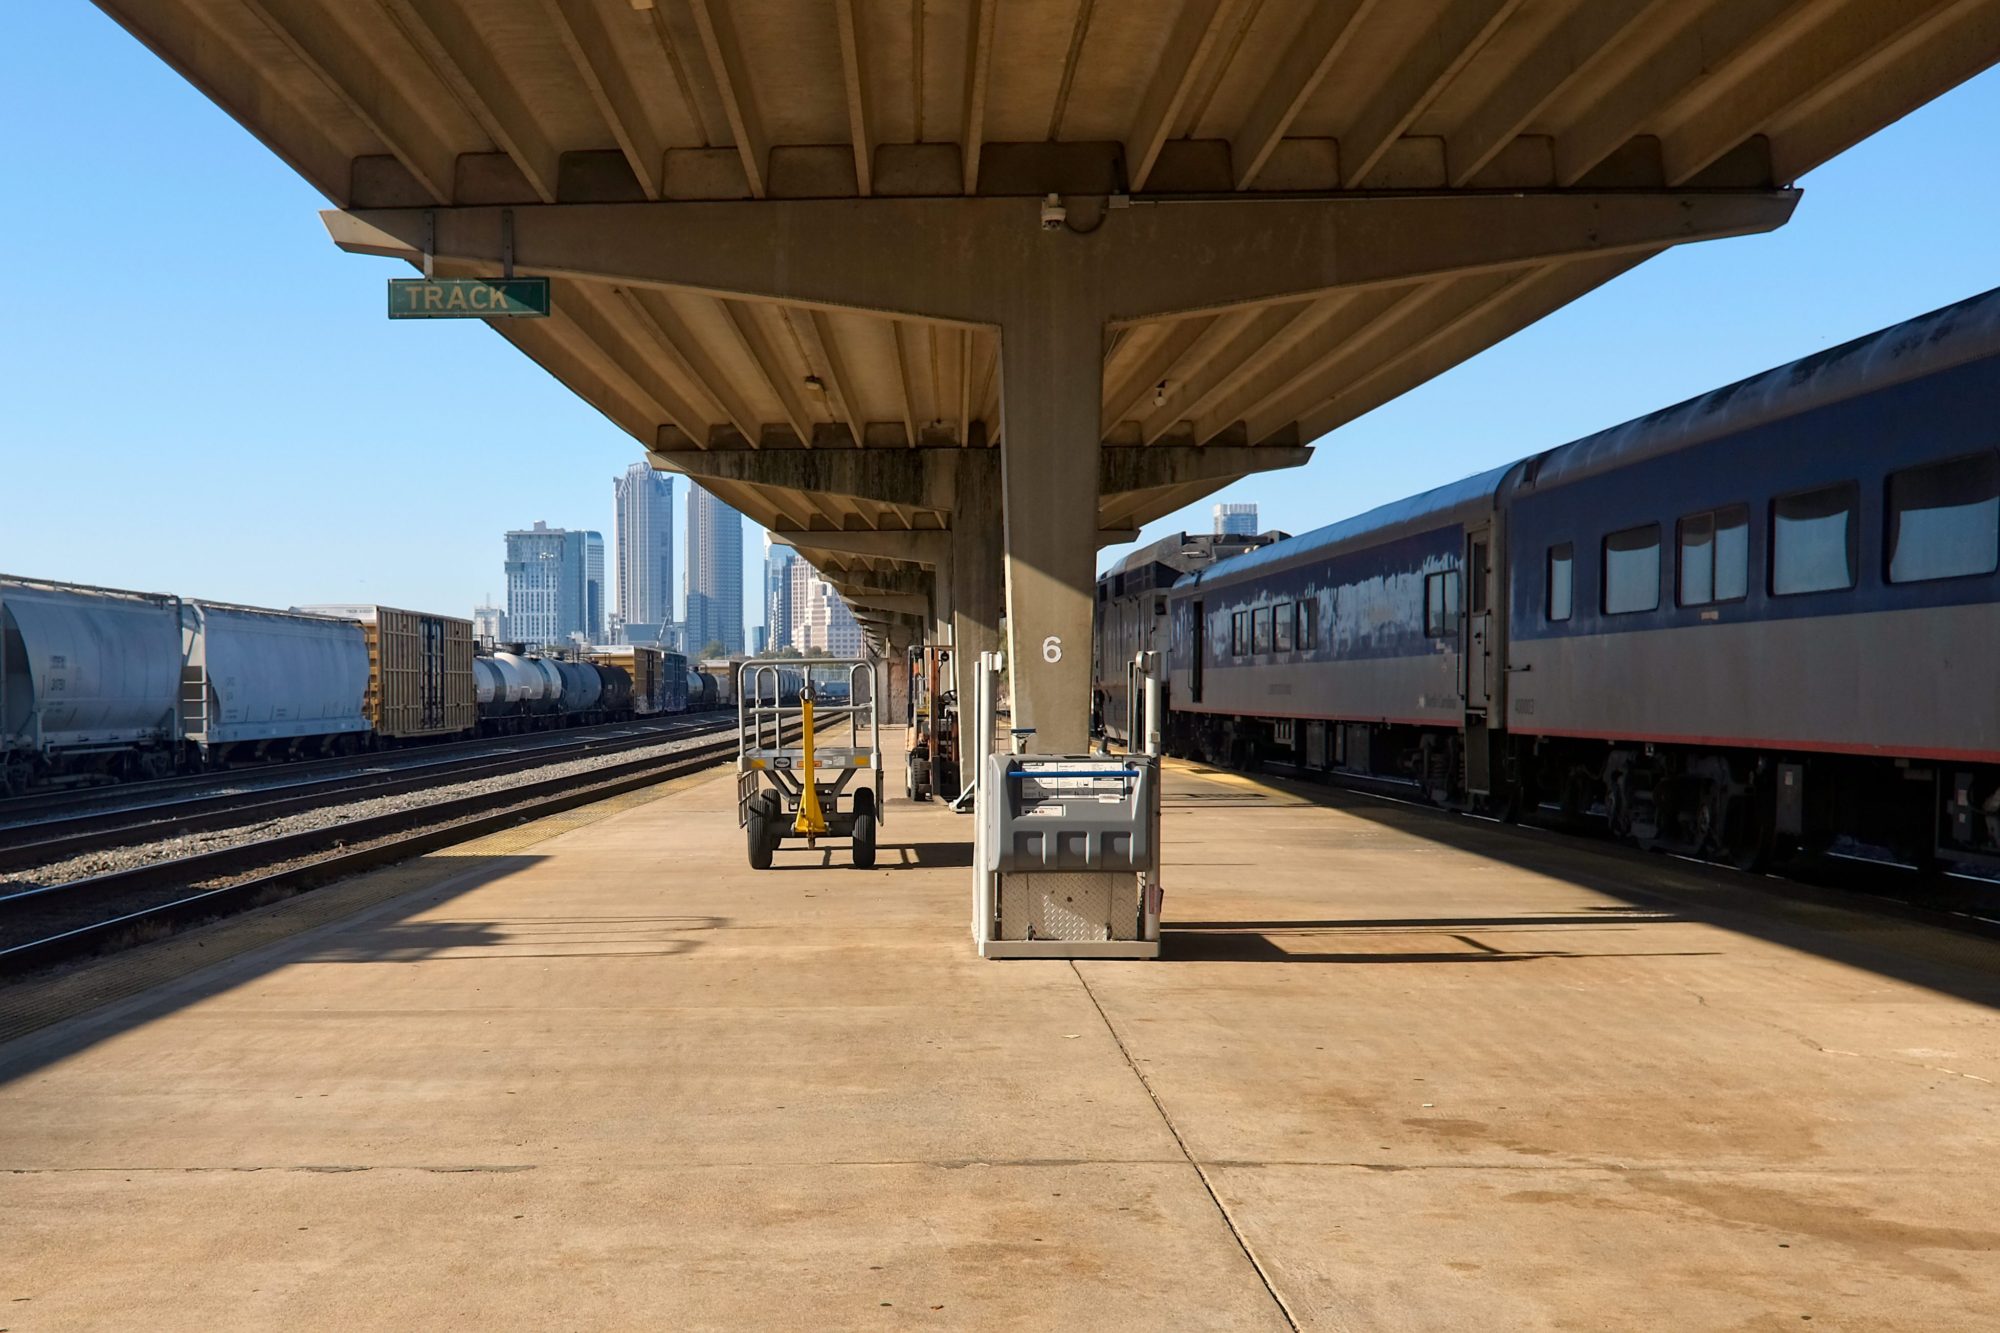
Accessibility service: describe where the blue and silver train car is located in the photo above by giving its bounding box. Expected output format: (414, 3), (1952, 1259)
(1158, 288), (2000, 872)
(1093, 530), (1276, 746)
(1163, 466), (1507, 788)
(1502, 288), (2000, 867)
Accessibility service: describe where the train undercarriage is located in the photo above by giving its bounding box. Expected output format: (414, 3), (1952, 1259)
(1166, 710), (2000, 878)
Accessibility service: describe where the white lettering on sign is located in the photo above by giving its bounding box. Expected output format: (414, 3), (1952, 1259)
(1042, 635), (1063, 663)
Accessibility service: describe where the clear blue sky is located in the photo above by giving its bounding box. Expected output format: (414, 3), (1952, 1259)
(4, 5), (1998, 625)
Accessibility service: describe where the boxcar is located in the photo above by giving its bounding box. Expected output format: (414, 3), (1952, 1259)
(298, 605), (476, 742)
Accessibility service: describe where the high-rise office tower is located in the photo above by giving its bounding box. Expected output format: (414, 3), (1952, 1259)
(1213, 502), (1259, 537)
(795, 562), (864, 656)
(579, 530), (605, 643)
(764, 537), (797, 653)
(684, 483), (745, 655)
(505, 522), (602, 645)
(614, 463), (674, 642)
(504, 521), (570, 646)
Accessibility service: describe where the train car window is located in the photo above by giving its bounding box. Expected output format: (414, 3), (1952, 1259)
(1887, 452), (2000, 583)
(1677, 506), (1748, 606)
(1469, 541), (1489, 614)
(1771, 483), (1859, 595)
(1602, 524), (1660, 614)
(1231, 611), (1248, 656)
(1547, 544), (1573, 621)
(1273, 603), (1293, 652)
(1296, 599), (1317, 650)
(1252, 606), (1273, 653)
(1423, 570), (1460, 637)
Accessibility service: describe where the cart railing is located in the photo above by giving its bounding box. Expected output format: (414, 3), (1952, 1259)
(737, 658), (879, 760)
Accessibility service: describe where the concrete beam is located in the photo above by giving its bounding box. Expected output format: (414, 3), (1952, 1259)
(651, 441), (1309, 507)
(326, 189), (1798, 325)
(842, 591), (931, 617)
(1098, 444), (1312, 495)
(649, 442), (957, 510)
(770, 529), (948, 566)
(827, 567), (932, 597)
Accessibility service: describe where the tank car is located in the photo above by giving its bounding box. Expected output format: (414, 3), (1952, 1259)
(593, 663), (634, 719)
(554, 659), (602, 719)
(0, 576), (184, 792)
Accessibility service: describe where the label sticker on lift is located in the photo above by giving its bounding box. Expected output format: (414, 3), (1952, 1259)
(1019, 774), (1130, 804)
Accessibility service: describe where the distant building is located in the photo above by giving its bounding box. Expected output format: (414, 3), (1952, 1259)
(750, 625), (768, 656)
(1213, 502), (1259, 537)
(614, 463), (674, 633)
(504, 521), (569, 646)
(504, 521), (602, 646)
(684, 484), (744, 655)
(795, 561), (864, 656)
(764, 538), (798, 652)
(472, 605), (508, 645)
(620, 621), (680, 650)
(576, 530), (606, 643)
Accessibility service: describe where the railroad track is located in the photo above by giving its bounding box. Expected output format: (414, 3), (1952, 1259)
(0, 713), (729, 829)
(0, 721), (795, 973)
(0, 715), (730, 873)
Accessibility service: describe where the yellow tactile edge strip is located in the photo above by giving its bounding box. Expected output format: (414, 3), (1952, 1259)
(0, 764), (719, 1049)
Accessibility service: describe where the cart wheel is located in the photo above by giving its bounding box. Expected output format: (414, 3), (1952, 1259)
(851, 788), (878, 869)
(746, 792), (778, 870)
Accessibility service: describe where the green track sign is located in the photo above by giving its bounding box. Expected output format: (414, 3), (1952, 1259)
(387, 277), (550, 319)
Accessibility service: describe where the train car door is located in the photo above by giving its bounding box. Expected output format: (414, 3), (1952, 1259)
(1462, 528), (1494, 793)
(1189, 600), (1204, 704)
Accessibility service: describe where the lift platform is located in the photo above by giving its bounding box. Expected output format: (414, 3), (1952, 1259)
(737, 659), (881, 869)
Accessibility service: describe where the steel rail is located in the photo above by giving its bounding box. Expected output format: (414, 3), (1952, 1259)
(0, 717), (732, 872)
(0, 712), (731, 827)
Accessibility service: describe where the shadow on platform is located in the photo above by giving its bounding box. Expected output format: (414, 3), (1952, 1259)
(0, 854), (725, 1085)
(1180, 766), (2000, 1008)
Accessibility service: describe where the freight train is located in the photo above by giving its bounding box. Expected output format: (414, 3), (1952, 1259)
(0, 577), (711, 794)
(1096, 288), (2000, 876)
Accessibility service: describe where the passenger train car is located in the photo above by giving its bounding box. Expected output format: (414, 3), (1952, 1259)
(1092, 529), (1278, 745)
(1132, 289), (2000, 874)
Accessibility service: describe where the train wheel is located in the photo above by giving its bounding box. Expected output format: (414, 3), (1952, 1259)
(851, 789), (878, 869)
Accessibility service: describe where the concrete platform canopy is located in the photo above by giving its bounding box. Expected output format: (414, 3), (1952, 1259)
(95, 0), (2000, 747)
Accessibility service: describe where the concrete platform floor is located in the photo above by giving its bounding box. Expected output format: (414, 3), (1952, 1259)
(3, 741), (1998, 1330)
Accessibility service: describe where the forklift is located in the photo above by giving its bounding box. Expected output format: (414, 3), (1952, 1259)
(903, 644), (960, 802)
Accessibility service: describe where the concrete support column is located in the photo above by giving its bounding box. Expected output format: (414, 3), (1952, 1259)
(949, 449), (1003, 718)
(997, 305), (1102, 754)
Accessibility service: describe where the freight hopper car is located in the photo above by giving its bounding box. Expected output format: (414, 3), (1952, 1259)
(1163, 288), (2000, 875)
(1093, 530), (1279, 746)
(180, 602), (372, 765)
(1, 577), (184, 792)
